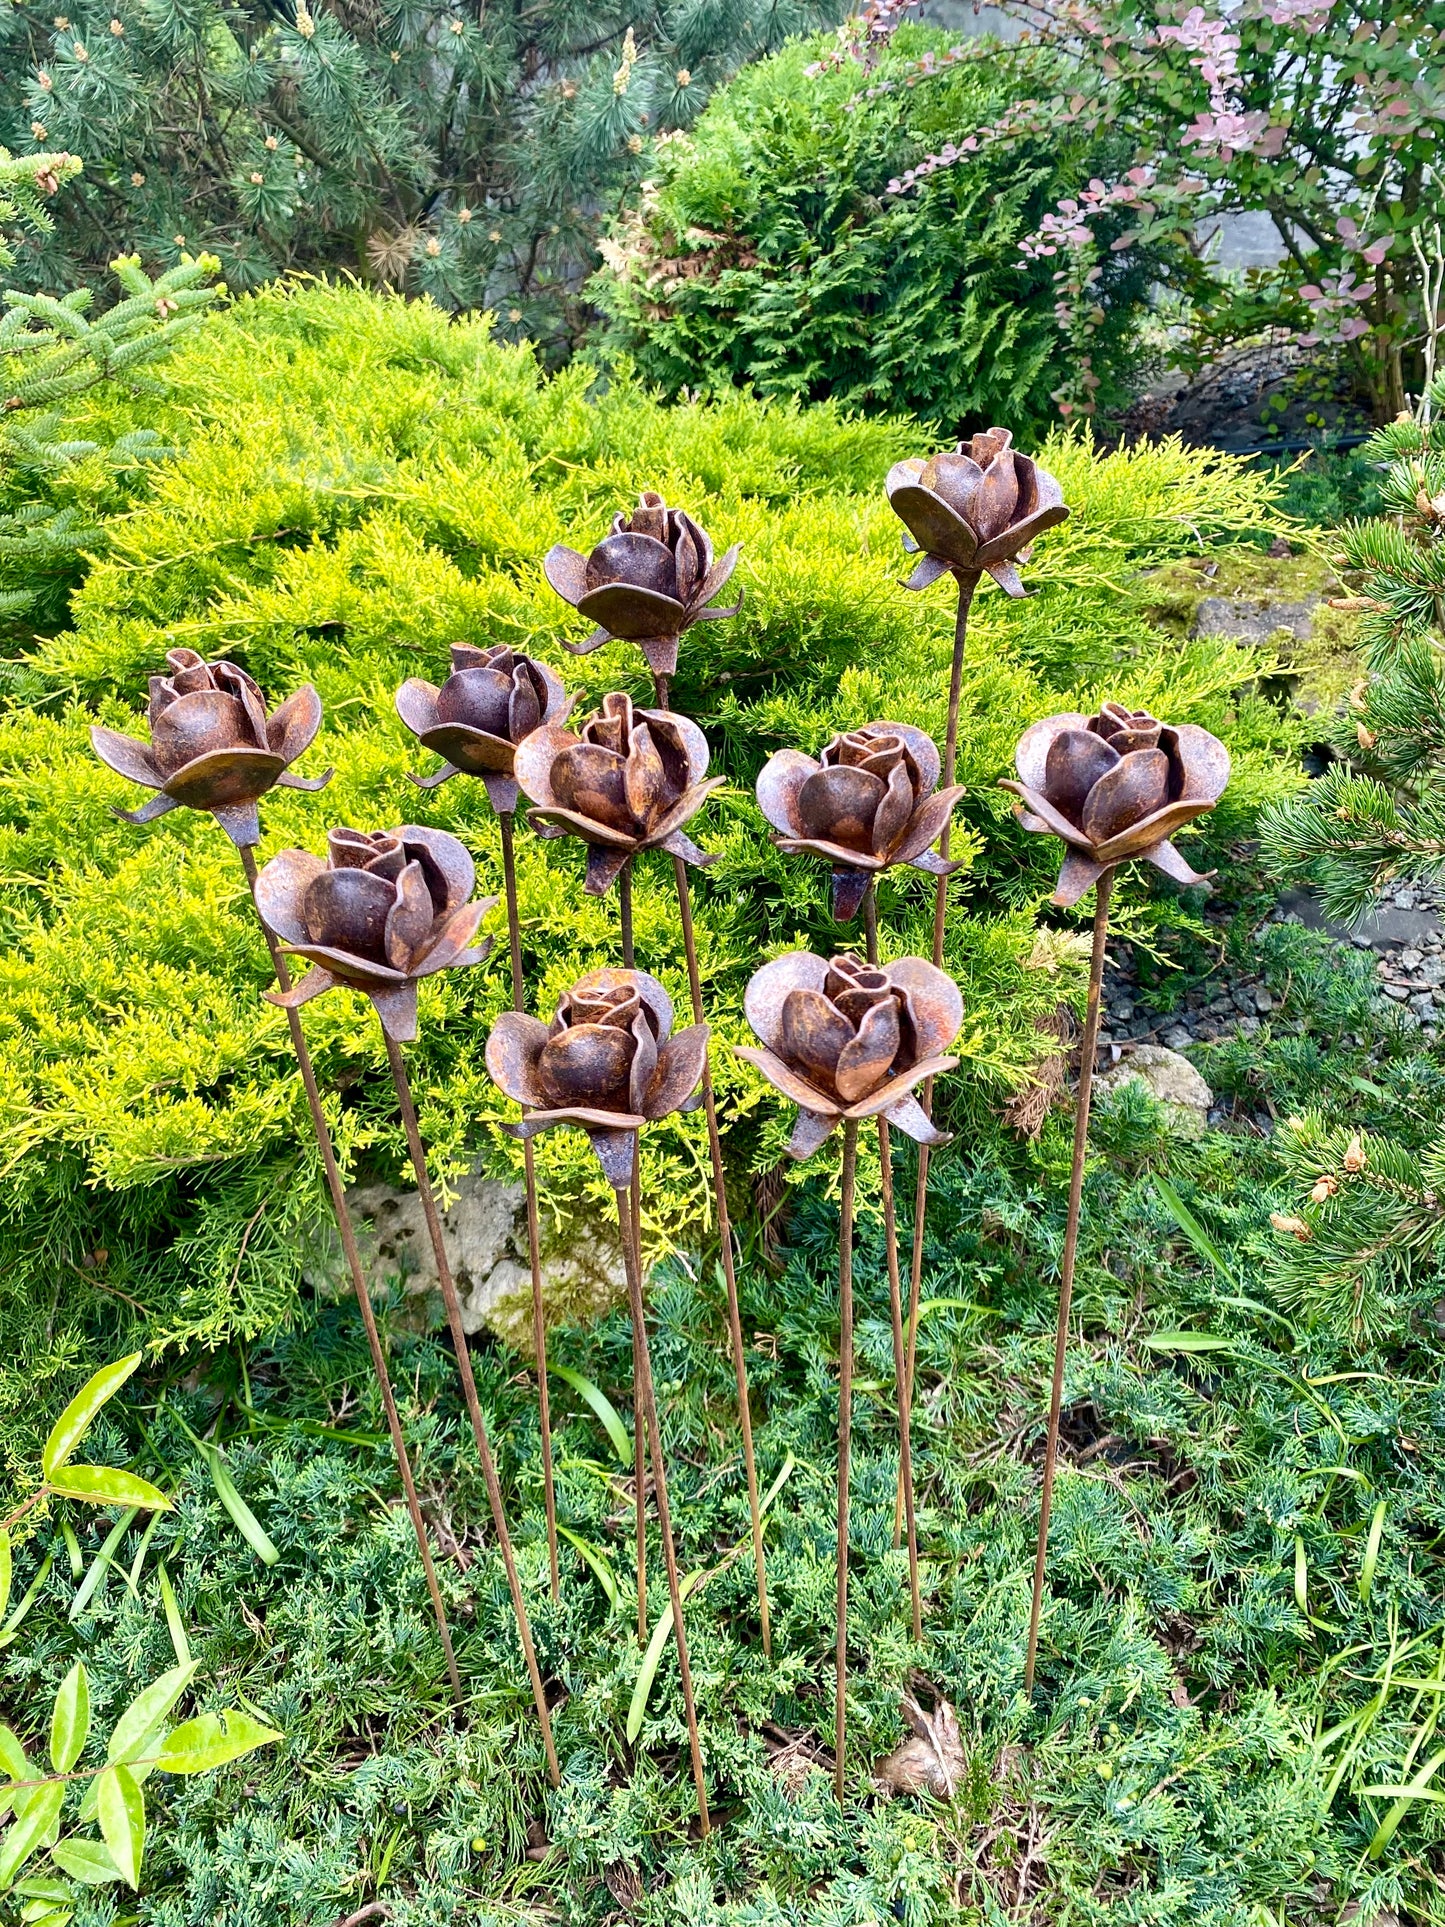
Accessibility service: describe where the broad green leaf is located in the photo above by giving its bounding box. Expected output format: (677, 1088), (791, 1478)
(49, 1664), (90, 1773)
(13, 1875), (71, 1902)
(155, 1710), (281, 1774)
(915, 1297), (998, 1323)
(0, 1531), (9, 1624)
(1141, 1332), (1237, 1354)
(1293, 1536), (1308, 1615)
(626, 1570), (704, 1744)
(106, 1662), (197, 1766)
(49, 1838), (122, 1884)
(556, 1526), (619, 1612)
(548, 1364), (631, 1467)
(0, 1725), (32, 1821)
(156, 1565), (190, 1668)
(42, 1356), (142, 1479)
(48, 1468), (168, 1512)
(95, 1766), (143, 1889)
(1359, 1497), (1387, 1601)
(68, 1511), (137, 1623)
(757, 1454), (796, 1519)
(1, 1555), (53, 1648)
(17, 1905), (73, 1927)
(0, 1781), (64, 1891)
(1153, 1176), (1239, 1286)
(1368, 1748), (1445, 1857)
(200, 1448), (278, 1565)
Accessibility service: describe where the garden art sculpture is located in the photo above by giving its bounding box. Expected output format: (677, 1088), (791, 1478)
(89, 429), (1228, 1826)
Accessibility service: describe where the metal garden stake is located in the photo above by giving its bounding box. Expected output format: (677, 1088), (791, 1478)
(1000, 701), (1230, 1692)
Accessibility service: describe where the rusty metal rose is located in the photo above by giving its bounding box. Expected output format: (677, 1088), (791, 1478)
(255, 826), (495, 1040)
(542, 490), (742, 680)
(486, 967), (709, 1186)
(736, 952), (963, 1161)
(89, 648), (330, 848)
(756, 720), (964, 920)
(396, 644), (572, 809)
(514, 690), (721, 896)
(886, 428), (1069, 598)
(999, 702), (1231, 909)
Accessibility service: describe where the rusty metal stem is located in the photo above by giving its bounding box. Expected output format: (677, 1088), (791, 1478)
(897, 567), (979, 1544)
(237, 847), (463, 1706)
(616, 857), (647, 1636)
(382, 1032), (561, 1785)
(835, 1117), (859, 1803)
(672, 852), (772, 1655)
(499, 812), (560, 1604)
(616, 1177), (711, 1835)
(1023, 867), (1114, 1696)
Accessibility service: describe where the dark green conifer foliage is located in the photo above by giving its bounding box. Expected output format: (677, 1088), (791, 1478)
(0, 0), (840, 354)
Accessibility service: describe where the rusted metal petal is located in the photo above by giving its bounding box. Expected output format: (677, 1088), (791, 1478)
(551, 744), (636, 835)
(775, 834), (886, 873)
(844, 1053), (957, 1119)
(1141, 837), (1212, 890)
(778, 987), (851, 1088)
(508, 664), (543, 741)
(115, 792), (181, 827)
(369, 981), (421, 1043)
(965, 451), (1021, 542)
(486, 1011), (552, 1105)
(886, 957), (963, 1059)
(90, 725), (162, 789)
(482, 771), (521, 815)
(419, 722), (514, 775)
(798, 765), (882, 851)
(384, 860), (434, 970)
(587, 531), (677, 600)
(266, 963), (338, 1013)
(254, 847), (324, 943)
(577, 966), (674, 1041)
(398, 825), (475, 915)
(281, 940), (410, 987)
(645, 707), (709, 789)
(882, 1092), (952, 1147)
(630, 491), (669, 541)
(1080, 748), (1169, 845)
(149, 689), (247, 775)
(1043, 728), (1120, 824)
(672, 516), (702, 605)
(743, 951), (829, 1053)
(885, 478), (979, 571)
(627, 1007), (659, 1115)
(917, 450), (985, 518)
(266, 683), (323, 762)
(830, 866), (874, 923)
(543, 543), (589, 607)
(756, 748), (817, 838)
(865, 720), (940, 793)
(902, 553), (951, 593)
(835, 997), (901, 1102)
(787, 1108), (837, 1161)
(1091, 797), (1220, 867)
(1051, 848), (1108, 909)
(693, 539), (740, 613)
(162, 746), (286, 809)
(965, 426), (1011, 465)
(586, 1127), (640, 1189)
(639, 777), (723, 849)
(538, 1023), (633, 1108)
(583, 845), (633, 895)
(437, 666), (514, 735)
(871, 758), (916, 856)
(1172, 723), (1231, 803)
(304, 866), (395, 961)
(974, 497), (1070, 568)
(514, 724), (579, 810)
(647, 1023), (709, 1119)
(395, 678), (441, 738)
(415, 897), (491, 978)
(658, 827), (718, 870)
(891, 785), (963, 866)
(999, 778), (1092, 850)
(623, 721), (671, 828)
(1013, 713), (1088, 793)
(733, 1043), (840, 1116)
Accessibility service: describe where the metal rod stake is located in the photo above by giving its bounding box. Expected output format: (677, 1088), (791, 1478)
(835, 1118), (859, 1803)
(1023, 867), (1114, 1695)
(499, 811), (560, 1603)
(616, 1177), (711, 1834)
(237, 848), (463, 1705)
(383, 1033), (561, 1785)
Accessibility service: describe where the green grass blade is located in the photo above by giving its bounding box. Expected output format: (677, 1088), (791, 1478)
(556, 1526), (619, 1612)
(1359, 1498), (1387, 1601)
(1367, 1748), (1445, 1857)
(200, 1446), (279, 1566)
(549, 1364), (631, 1467)
(627, 1570), (704, 1744)
(156, 1564), (191, 1668)
(1154, 1176), (1238, 1286)
(68, 1509), (138, 1622)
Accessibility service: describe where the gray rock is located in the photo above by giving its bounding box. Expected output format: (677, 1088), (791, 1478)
(1193, 595), (1320, 643)
(305, 1171), (628, 1354)
(1420, 956), (1445, 986)
(1410, 992), (1438, 1019)
(1236, 1014), (1261, 1037)
(1253, 985), (1274, 1013)
(1162, 1024), (1194, 1051)
(1383, 982), (1411, 1002)
(1095, 1045), (1215, 1139)
(1401, 947), (1424, 972)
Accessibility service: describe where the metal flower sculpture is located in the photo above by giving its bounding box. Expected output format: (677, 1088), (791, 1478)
(885, 427), (1069, 598)
(756, 720), (964, 921)
(90, 647), (330, 847)
(999, 701), (1232, 908)
(514, 690), (721, 895)
(542, 489), (741, 683)
(737, 951), (963, 1162)
(396, 643), (572, 807)
(255, 826), (493, 1041)
(486, 967), (708, 1188)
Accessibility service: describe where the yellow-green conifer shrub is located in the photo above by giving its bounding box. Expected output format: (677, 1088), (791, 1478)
(0, 281), (1298, 1373)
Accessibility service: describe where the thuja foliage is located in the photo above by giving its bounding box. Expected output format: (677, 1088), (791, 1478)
(589, 29), (1180, 436)
(1, 251), (221, 631)
(0, 282), (1302, 1381)
(4, 918), (1444, 1923)
(0, 0), (841, 357)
